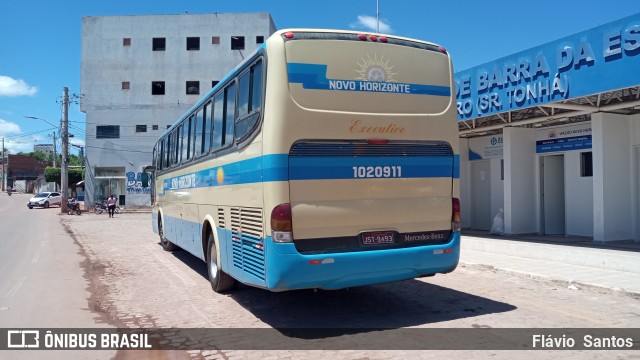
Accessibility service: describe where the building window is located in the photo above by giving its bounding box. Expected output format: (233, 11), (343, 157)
(96, 125), (120, 139)
(186, 81), (200, 95)
(123, 38), (131, 46)
(187, 37), (200, 50)
(212, 36), (220, 45)
(152, 81), (165, 95)
(121, 81), (130, 90)
(152, 125), (159, 130)
(231, 36), (245, 50)
(136, 125), (147, 133)
(581, 151), (593, 177)
(256, 36), (264, 44)
(153, 37), (166, 51)
(212, 80), (219, 88)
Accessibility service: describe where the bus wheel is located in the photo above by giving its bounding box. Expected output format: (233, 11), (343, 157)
(158, 219), (176, 251)
(207, 232), (235, 293)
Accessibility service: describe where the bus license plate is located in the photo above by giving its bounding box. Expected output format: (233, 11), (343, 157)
(361, 231), (395, 245)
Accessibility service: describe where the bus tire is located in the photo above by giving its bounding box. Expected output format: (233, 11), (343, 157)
(158, 218), (176, 251)
(207, 232), (235, 293)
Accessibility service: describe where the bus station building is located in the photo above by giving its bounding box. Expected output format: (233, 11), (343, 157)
(457, 13), (640, 242)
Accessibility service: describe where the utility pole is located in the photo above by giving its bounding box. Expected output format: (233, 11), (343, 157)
(1, 137), (4, 192)
(52, 131), (57, 167)
(52, 131), (57, 191)
(376, 0), (380, 33)
(61, 87), (69, 213)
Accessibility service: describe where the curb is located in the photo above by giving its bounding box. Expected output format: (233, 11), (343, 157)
(459, 261), (640, 299)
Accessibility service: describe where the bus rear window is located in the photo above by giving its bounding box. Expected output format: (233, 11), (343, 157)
(285, 40), (452, 114)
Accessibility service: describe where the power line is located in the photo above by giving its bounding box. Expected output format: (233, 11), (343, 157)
(3, 127), (58, 140)
(82, 144), (151, 154)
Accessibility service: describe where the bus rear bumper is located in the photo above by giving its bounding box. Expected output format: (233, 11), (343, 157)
(264, 232), (460, 291)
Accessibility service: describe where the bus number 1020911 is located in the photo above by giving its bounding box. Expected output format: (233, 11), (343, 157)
(352, 166), (402, 178)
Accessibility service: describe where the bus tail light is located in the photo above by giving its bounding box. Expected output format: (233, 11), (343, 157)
(283, 32), (294, 39)
(271, 203), (293, 243)
(452, 198), (461, 232)
(367, 139), (389, 145)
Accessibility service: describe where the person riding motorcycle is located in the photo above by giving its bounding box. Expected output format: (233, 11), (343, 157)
(67, 197), (82, 215)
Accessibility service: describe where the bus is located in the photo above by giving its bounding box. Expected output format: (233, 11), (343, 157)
(150, 29), (461, 293)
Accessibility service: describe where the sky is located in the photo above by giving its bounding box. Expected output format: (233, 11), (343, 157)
(0, 0), (638, 155)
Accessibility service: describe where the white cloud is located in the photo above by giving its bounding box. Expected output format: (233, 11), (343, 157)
(0, 119), (26, 153)
(0, 118), (21, 136)
(0, 75), (38, 97)
(350, 15), (393, 34)
(4, 139), (36, 154)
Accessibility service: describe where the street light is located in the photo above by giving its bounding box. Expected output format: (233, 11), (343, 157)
(25, 115), (59, 167)
(25, 108), (69, 215)
(24, 115), (60, 129)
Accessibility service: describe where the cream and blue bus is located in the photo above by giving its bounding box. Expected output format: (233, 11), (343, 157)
(150, 29), (460, 293)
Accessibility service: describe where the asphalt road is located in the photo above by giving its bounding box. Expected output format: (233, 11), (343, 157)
(0, 192), (115, 360)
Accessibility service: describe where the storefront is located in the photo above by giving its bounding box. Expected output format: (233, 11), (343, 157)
(93, 167), (125, 205)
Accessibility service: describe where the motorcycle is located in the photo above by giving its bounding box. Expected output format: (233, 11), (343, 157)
(94, 200), (121, 215)
(67, 198), (82, 215)
(94, 201), (107, 214)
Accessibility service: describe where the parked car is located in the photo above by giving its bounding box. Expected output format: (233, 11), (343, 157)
(27, 192), (62, 209)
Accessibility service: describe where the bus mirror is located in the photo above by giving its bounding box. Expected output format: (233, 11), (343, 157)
(141, 172), (150, 188)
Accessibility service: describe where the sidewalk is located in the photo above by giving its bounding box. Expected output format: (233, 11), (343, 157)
(460, 231), (640, 295)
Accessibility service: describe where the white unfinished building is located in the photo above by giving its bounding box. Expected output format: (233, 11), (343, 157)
(81, 12), (276, 207)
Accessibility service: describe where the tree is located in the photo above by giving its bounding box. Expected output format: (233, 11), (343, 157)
(44, 167), (84, 187)
(33, 151), (50, 164)
(68, 154), (83, 166)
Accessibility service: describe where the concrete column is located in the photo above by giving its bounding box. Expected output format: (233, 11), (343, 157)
(592, 113), (632, 241)
(503, 127), (537, 234)
(459, 138), (471, 229)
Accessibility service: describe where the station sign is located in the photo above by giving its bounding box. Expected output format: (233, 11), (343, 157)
(468, 135), (503, 160)
(535, 123), (592, 153)
(455, 13), (640, 120)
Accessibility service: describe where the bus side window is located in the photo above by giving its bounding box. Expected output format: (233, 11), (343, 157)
(159, 138), (164, 171)
(223, 82), (236, 147)
(236, 60), (263, 141)
(251, 60), (263, 112)
(169, 131), (175, 166)
(238, 70), (250, 118)
(175, 126), (182, 165)
(165, 135), (171, 168)
(195, 107), (204, 157)
(182, 118), (190, 162)
(212, 92), (224, 151)
(203, 101), (212, 153)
